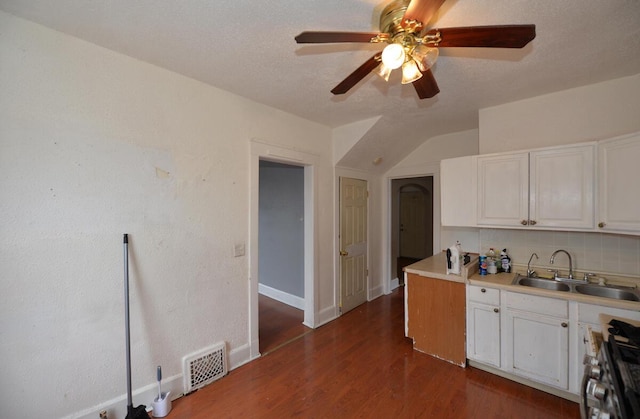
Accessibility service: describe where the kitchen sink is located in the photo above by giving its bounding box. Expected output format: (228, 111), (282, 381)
(513, 275), (571, 292)
(574, 284), (640, 302)
(511, 274), (640, 302)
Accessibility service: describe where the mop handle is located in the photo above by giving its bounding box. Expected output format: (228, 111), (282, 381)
(124, 234), (133, 408)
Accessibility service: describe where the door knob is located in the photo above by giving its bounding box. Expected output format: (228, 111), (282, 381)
(339, 250), (349, 256)
(520, 220), (528, 225)
(598, 222), (606, 228)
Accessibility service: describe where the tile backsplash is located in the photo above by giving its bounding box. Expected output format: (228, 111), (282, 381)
(479, 229), (640, 277)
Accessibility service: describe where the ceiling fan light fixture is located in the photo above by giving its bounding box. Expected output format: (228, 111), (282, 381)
(375, 63), (393, 81)
(412, 45), (439, 71)
(401, 59), (423, 84)
(381, 43), (406, 70)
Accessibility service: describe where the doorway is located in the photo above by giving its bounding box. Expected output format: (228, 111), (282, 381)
(391, 177), (434, 285)
(258, 161), (308, 353)
(249, 141), (317, 360)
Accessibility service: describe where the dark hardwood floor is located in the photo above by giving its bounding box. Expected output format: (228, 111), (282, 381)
(171, 288), (580, 418)
(259, 294), (312, 355)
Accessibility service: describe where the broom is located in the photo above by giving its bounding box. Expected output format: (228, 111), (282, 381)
(123, 234), (150, 419)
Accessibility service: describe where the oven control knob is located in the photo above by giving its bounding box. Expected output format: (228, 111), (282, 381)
(588, 365), (602, 379)
(587, 379), (607, 400)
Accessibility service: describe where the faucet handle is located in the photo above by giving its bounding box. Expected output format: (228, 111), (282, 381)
(547, 269), (559, 279)
(583, 272), (596, 282)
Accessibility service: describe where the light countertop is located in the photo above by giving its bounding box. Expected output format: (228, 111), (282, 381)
(404, 253), (640, 311)
(404, 251), (479, 284)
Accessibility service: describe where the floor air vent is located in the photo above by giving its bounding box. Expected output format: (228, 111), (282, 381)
(183, 342), (227, 394)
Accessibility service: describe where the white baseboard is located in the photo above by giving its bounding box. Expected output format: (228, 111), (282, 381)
(390, 277), (399, 291)
(258, 283), (304, 310)
(67, 373), (183, 419)
(68, 343), (255, 419)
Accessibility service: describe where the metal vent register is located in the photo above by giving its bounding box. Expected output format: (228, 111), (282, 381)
(183, 342), (227, 394)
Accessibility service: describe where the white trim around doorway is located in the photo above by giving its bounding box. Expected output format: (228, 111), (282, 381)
(249, 140), (318, 360)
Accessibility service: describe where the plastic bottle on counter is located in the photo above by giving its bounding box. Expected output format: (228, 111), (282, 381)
(486, 248), (497, 274)
(501, 249), (512, 273)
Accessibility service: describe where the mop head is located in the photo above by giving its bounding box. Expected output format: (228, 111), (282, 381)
(126, 404), (150, 419)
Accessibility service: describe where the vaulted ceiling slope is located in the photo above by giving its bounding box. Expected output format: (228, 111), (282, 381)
(1, 1), (639, 173)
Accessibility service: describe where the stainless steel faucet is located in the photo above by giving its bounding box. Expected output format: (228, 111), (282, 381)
(550, 249), (574, 279)
(527, 252), (539, 277)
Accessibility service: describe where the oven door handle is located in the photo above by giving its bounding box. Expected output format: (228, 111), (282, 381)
(580, 365), (591, 419)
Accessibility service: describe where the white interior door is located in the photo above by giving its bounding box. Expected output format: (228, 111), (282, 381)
(340, 177), (368, 314)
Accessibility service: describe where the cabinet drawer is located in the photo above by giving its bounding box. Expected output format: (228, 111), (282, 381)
(577, 303), (640, 324)
(469, 285), (500, 305)
(505, 292), (568, 318)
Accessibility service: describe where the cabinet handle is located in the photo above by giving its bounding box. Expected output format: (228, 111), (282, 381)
(529, 220), (537, 226)
(481, 288), (486, 293)
(598, 222), (606, 228)
(561, 322), (568, 328)
(520, 220), (528, 226)
(493, 308), (499, 313)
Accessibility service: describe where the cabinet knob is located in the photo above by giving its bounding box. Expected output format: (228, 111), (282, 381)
(561, 322), (568, 328)
(529, 220), (537, 226)
(598, 222), (606, 228)
(520, 220), (528, 226)
(493, 308), (499, 313)
(481, 288), (486, 293)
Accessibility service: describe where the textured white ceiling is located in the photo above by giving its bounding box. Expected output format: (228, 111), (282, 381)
(1, 0), (639, 172)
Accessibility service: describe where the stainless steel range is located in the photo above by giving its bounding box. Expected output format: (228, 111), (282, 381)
(582, 318), (640, 419)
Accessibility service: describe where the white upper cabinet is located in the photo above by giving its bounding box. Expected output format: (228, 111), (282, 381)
(476, 152), (529, 226)
(476, 144), (595, 229)
(529, 145), (595, 229)
(597, 132), (640, 234)
(440, 155), (477, 227)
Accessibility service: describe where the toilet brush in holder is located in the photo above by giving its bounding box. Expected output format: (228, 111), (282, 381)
(152, 366), (171, 417)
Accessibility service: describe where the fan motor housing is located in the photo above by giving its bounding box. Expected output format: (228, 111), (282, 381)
(379, 0), (412, 35)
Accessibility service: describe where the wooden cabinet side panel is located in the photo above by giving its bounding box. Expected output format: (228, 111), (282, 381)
(406, 274), (466, 365)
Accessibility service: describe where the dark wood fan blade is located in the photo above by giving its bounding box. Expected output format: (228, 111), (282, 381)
(413, 68), (440, 99)
(331, 53), (382, 95)
(295, 31), (383, 44)
(403, 0), (447, 27)
(429, 25), (536, 48)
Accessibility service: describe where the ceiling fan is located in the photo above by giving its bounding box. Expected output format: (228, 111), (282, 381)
(294, 0), (535, 99)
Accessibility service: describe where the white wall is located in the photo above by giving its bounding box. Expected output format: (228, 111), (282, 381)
(479, 74), (640, 154)
(0, 11), (333, 419)
(383, 129), (480, 284)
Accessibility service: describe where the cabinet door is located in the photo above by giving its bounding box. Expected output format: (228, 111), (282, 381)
(441, 156), (477, 227)
(467, 301), (500, 367)
(529, 144), (595, 229)
(597, 132), (640, 233)
(477, 153), (529, 226)
(504, 309), (569, 389)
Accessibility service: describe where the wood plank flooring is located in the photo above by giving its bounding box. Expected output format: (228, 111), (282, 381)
(171, 288), (580, 418)
(259, 294), (311, 355)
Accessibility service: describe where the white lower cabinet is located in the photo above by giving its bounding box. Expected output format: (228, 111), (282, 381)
(467, 286), (501, 367)
(503, 292), (570, 390)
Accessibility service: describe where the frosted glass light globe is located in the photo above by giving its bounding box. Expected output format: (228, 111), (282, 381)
(381, 44), (406, 70)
